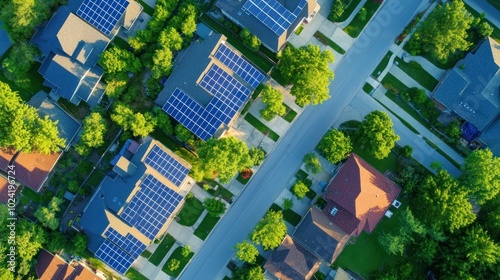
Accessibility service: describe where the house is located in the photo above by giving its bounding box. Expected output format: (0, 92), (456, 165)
(78, 138), (193, 275)
(12, 151), (62, 193)
(35, 249), (104, 280)
(322, 154), (401, 237)
(264, 235), (321, 280)
(31, 0), (142, 107)
(432, 37), (500, 155)
(293, 207), (350, 265)
(216, 0), (320, 52)
(155, 32), (265, 140)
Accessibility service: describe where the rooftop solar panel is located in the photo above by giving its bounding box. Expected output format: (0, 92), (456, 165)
(144, 145), (190, 186)
(95, 240), (134, 275)
(76, 0), (129, 35)
(104, 227), (147, 259)
(120, 175), (183, 239)
(213, 44), (265, 89)
(242, 0), (305, 36)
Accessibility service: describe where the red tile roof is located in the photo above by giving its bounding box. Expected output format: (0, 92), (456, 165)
(0, 149), (16, 172)
(35, 249), (102, 280)
(0, 176), (10, 205)
(12, 151), (61, 192)
(323, 154), (401, 236)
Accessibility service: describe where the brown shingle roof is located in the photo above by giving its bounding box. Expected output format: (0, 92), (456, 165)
(264, 235), (321, 280)
(323, 154), (401, 236)
(0, 148), (16, 171)
(35, 249), (101, 280)
(13, 151), (61, 192)
(0, 176), (11, 204)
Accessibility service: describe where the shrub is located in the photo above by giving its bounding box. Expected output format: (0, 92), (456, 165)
(328, 0), (344, 22)
(167, 259), (180, 271)
(401, 145), (413, 158)
(67, 180), (80, 193)
(282, 198), (293, 210)
(292, 180), (309, 199)
(181, 246), (191, 257)
(241, 169), (252, 179)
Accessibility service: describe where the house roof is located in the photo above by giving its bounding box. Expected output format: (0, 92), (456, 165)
(121, 0), (143, 30)
(28, 91), (81, 148)
(0, 176), (10, 205)
(35, 249), (102, 280)
(478, 117), (500, 156)
(216, 0), (318, 52)
(0, 149), (16, 172)
(323, 154), (401, 236)
(13, 151), (62, 192)
(432, 37), (500, 131)
(264, 235), (321, 280)
(293, 208), (350, 264)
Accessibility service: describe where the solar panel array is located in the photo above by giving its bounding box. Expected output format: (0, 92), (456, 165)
(95, 240), (134, 274)
(144, 145), (190, 186)
(242, 0), (307, 35)
(120, 174), (183, 239)
(104, 227), (147, 259)
(213, 44), (265, 89)
(76, 0), (129, 35)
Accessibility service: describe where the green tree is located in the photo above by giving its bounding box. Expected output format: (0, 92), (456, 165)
(158, 27), (183, 51)
(72, 233), (88, 255)
(328, 0), (345, 21)
(251, 210), (287, 250)
(303, 153), (322, 174)
(460, 148), (500, 204)
(111, 103), (156, 138)
(418, 170), (475, 234)
(104, 73), (128, 98)
(359, 7), (367, 21)
(233, 266), (265, 280)
(248, 147), (266, 166)
(167, 258), (180, 271)
(181, 245), (191, 257)
(240, 28), (261, 51)
(46, 231), (68, 253)
(175, 124), (194, 143)
(357, 110), (399, 159)
(317, 129), (352, 163)
(234, 241), (259, 264)
(282, 198), (294, 210)
(99, 47), (142, 74)
(278, 45), (334, 106)
(203, 198), (226, 218)
(76, 112), (108, 156)
(67, 180), (80, 193)
(292, 180), (309, 199)
(153, 107), (173, 134)
(197, 137), (251, 183)
(1, 42), (39, 88)
(34, 197), (64, 230)
(404, 87), (427, 104)
(408, 0), (474, 61)
(151, 47), (173, 79)
(378, 232), (407, 256)
(400, 145), (413, 158)
(16, 219), (46, 277)
(260, 85), (286, 121)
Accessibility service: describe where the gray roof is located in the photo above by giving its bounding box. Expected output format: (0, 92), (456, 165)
(433, 38), (500, 130)
(216, 0), (318, 52)
(293, 208), (350, 265)
(478, 117), (500, 156)
(28, 91), (81, 148)
(155, 34), (224, 106)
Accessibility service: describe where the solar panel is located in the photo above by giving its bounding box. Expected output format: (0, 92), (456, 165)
(144, 145), (190, 186)
(76, 0), (129, 35)
(242, 0), (305, 35)
(120, 175), (183, 239)
(95, 240), (134, 275)
(214, 44), (265, 89)
(104, 227), (147, 259)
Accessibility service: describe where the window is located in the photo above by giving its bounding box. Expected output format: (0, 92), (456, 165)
(330, 207), (338, 216)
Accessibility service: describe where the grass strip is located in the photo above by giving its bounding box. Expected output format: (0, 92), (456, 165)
(343, 1), (382, 37)
(423, 137), (461, 169)
(282, 103), (297, 122)
(126, 268), (149, 280)
(363, 83), (374, 94)
(194, 215), (220, 240)
(372, 51), (393, 78)
(149, 234), (176, 266)
(162, 246), (194, 277)
(394, 57), (438, 91)
(313, 32), (346, 54)
(333, 0), (363, 22)
(244, 114), (280, 142)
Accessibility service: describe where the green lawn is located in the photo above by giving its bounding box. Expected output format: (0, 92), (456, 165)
(383, 91), (431, 130)
(149, 234), (176, 266)
(200, 14), (274, 72)
(362, 83), (374, 94)
(141, 250), (152, 258)
(333, 0), (363, 22)
(206, 180), (234, 202)
(177, 197), (205, 226)
(270, 67), (287, 86)
(269, 203), (302, 226)
(21, 187), (42, 203)
(295, 169), (308, 181)
(423, 137), (461, 169)
(352, 145), (399, 174)
(343, 1), (382, 37)
(394, 57), (438, 91)
(313, 32), (346, 54)
(194, 215), (220, 240)
(282, 103), (297, 122)
(244, 114), (280, 141)
(333, 198), (409, 277)
(162, 246), (195, 277)
(381, 73), (409, 94)
(251, 83), (265, 99)
(126, 268), (148, 280)
(372, 51), (393, 78)
(402, 43), (458, 70)
(236, 171), (252, 185)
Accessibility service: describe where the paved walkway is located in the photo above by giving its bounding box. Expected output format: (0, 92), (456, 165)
(388, 66), (432, 96)
(464, 0), (500, 28)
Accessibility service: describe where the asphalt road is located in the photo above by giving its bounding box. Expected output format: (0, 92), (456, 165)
(180, 1), (423, 279)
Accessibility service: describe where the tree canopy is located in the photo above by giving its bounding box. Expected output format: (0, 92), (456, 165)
(175, 124), (194, 143)
(203, 198), (226, 217)
(408, 0), (474, 61)
(153, 106), (173, 134)
(251, 210), (287, 250)
(317, 129), (353, 163)
(248, 147), (266, 166)
(111, 103), (156, 138)
(260, 85), (286, 121)
(34, 197), (64, 230)
(99, 47), (142, 75)
(234, 241), (259, 264)
(1, 42), (39, 89)
(278, 45), (334, 106)
(292, 180), (310, 199)
(75, 112), (108, 156)
(0, 82), (65, 153)
(240, 28), (261, 51)
(196, 137), (251, 183)
(233, 266), (265, 280)
(303, 153), (322, 174)
(461, 148), (500, 204)
(357, 111), (399, 159)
